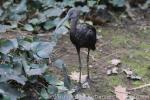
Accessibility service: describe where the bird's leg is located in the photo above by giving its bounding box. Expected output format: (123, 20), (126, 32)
(87, 48), (90, 80)
(86, 48), (93, 83)
(77, 47), (82, 88)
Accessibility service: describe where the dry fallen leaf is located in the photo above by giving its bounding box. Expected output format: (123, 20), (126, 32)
(115, 85), (128, 100)
(123, 68), (133, 75)
(82, 82), (90, 89)
(89, 65), (93, 68)
(111, 59), (121, 66)
(69, 71), (87, 83)
(107, 67), (118, 75)
(112, 67), (119, 74)
(107, 69), (112, 75)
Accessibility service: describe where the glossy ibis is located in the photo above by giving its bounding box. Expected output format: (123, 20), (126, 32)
(55, 7), (97, 87)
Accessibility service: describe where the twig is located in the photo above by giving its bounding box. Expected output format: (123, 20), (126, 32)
(125, 1), (135, 21)
(99, 49), (127, 61)
(138, 0), (150, 10)
(128, 83), (150, 91)
(112, 90), (129, 95)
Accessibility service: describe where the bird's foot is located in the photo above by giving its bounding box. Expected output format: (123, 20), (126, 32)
(78, 82), (82, 88)
(75, 82), (82, 92)
(72, 83), (82, 95)
(86, 76), (94, 84)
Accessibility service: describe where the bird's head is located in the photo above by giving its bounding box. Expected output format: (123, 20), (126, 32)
(55, 8), (80, 30)
(67, 8), (80, 20)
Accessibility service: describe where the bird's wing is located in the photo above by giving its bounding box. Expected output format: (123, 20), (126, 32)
(76, 23), (96, 40)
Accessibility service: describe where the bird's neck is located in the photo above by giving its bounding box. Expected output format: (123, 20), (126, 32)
(70, 18), (78, 33)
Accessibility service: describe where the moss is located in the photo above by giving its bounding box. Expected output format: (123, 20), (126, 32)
(132, 81), (143, 87)
(101, 29), (111, 36)
(122, 51), (150, 86)
(111, 35), (130, 47)
(107, 75), (124, 86)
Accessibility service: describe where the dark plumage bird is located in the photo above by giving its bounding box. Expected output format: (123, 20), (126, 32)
(55, 7), (97, 87)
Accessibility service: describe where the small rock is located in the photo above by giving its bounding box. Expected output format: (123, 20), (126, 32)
(89, 65), (93, 68)
(123, 68), (133, 75)
(111, 59), (121, 66)
(107, 69), (112, 75)
(82, 82), (90, 89)
(112, 67), (118, 74)
(127, 74), (142, 80)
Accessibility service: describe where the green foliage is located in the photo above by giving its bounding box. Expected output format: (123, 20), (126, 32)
(0, 36), (71, 99)
(0, 0), (149, 99)
(109, 0), (125, 7)
(24, 24), (34, 32)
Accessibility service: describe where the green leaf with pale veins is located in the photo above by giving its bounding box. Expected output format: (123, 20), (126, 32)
(44, 20), (55, 30)
(31, 41), (56, 59)
(0, 38), (19, 54)
(24, 24), (34, 32)
(22, 60), (48, 76)
(0, 83), (22, 100)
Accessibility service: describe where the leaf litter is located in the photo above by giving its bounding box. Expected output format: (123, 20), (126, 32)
(114, 85), (128, 100)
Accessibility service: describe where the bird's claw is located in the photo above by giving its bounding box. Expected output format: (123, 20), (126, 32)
(86, 76), (93, 84)
(73, 82), (82, 94)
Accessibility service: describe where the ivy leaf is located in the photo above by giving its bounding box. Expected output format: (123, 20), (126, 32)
(109, 0), (125, 7)
(40, 88), (49, 99)
(43, 20), (55, 30)
(54, 59), (65, 69)
(8, 0), (27, 21)
(0, 24), (12, 33)
(28, 64), (48, 76)
(0, 39), (18, 54)
(63, 0), (74, 7)
(47, 85), (58, 95)
(80, 6), (90, 13)
(38, 0), (55, 7)
(18, 39), (31, 51)
(0, 8), (3, 16)
(22, 60), (48, 76)
(10, 0), (27, 14)
(45, 73), (68, 91)
(28, 18), (40, 25)
(24, 24), (34, 32)
(44, 7), (63, 17)
(54, 59), (71, 89)
(37, 7), (63, 23)
(0, 64), (13, 75)
(0, 83), (22, 100)
(88, 1), (96, 7)
(53, 26), (69, 41)
(0, 64), (27, 85)
(0, 75), (27, 85)
(31, 41), (56, 58)
(44, 74), (64, 86)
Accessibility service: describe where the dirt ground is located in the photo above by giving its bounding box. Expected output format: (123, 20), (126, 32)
(53, 16), (150, 100)
(0, 10), (150, 100)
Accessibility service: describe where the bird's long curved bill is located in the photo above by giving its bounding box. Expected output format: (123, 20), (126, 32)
(55, 15), (69, 31)
(52, 15), (69, 41)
